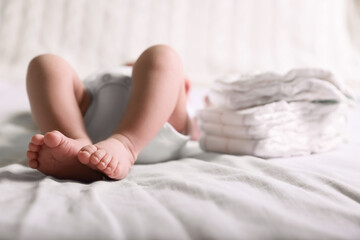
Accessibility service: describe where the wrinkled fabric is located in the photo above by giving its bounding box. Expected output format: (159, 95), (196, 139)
(198, 68), (354, 158)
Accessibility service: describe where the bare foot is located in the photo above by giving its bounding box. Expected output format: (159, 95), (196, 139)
(78, 134), (136, 180)
(26, 130), (104, 183)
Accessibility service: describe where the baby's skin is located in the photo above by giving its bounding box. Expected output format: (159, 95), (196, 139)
(78, 133), (136, 179)
(25, 45), (189, 182)
(27, 131), (135, 182)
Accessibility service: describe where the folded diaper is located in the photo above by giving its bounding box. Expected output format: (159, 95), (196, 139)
(198, 104), (346, 140)
(199, 131), (345, 158)
(198, 68), (354, 158)
(197, 100), (343, 127)
(209, 68), (353, 110)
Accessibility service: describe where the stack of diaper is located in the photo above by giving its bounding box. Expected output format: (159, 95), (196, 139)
(197, 68), (354, 158)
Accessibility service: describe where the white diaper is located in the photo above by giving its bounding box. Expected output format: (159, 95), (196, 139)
(83, 69), (190, 164)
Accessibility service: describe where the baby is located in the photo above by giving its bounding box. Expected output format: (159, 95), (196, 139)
(26, 45), (194, 182)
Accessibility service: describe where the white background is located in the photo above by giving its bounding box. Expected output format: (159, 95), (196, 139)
(0, 0), (359, 89)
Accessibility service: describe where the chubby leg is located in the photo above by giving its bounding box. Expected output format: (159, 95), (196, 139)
(26, 54), (103, 182)
(78, 45), (189, 179)
(26, 54), (91, 139)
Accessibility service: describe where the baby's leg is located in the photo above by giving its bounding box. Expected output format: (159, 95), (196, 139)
(26, 54), (91, 139)
(26, 54), (103, 182)
(78, 45), (189, 179)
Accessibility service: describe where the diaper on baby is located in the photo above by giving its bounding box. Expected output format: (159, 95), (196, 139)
(83, 68), (190, 164)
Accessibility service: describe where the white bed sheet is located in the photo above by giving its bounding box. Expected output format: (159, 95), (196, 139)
(0, 81), (360, 240)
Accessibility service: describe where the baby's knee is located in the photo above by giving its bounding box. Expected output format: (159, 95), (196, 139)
(27, 54), (75, 85)
(137, 44), (183, 72)
(28, 54), (63, 70)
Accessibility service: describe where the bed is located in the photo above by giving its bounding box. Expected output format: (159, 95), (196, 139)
(1, 79), (360, 239)
(1, 0), (360, 239)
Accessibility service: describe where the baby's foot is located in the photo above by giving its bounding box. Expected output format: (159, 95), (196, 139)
(26, 131), (104, 183)
(78, 134), (136, 180)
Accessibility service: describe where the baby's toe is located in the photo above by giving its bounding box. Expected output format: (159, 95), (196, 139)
(78, 145), (98, 165)
(43, 131), (63, 148)
(104, 157), (119, 176)
(28, 142), (40, 152)
(26, 150), (38, 160)
(109, 162), (123, 180)
(28, 159), (39, 169)
(31, 134), (44, 145)
(96, 153), (112, 171)
(90, 149), (106, 165)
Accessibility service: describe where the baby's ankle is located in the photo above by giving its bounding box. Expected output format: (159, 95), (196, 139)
(110, 133), (138, 164)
